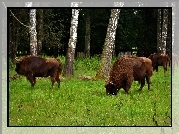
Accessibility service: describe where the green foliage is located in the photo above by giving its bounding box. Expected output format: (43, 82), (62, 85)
(9, 8), (161, 57)
(9, 59), (15, 70)
(74, 56), (100, 72)
(9, 56), (171, 126)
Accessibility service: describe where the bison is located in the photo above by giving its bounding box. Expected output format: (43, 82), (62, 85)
(105, 56), (153, 95)
(15, 55), (62, 88)
(148, 53), (170, 76)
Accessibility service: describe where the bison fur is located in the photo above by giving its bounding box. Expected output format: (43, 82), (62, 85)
(148, 53), (170, 76)
(15, 55), (62, 88)
(105, 56), (153, 95)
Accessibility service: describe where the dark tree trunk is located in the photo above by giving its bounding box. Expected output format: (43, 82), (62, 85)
(84, 9), (91, 57)
(9, 10), (18, 64)
(37, 9), (43, 56)
(9, 24), (16, 64)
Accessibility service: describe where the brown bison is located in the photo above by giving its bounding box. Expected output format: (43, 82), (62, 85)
(15, 55), (62, 88)
(105, 56), (153, 95)
(148, 53), (170, 76)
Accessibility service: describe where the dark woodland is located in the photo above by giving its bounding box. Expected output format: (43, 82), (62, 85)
(8, 8), (172, 60)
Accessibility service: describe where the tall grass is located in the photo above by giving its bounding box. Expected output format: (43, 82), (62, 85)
(8, 56), (171, 126)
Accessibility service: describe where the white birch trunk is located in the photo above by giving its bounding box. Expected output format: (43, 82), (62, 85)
(96, 8), (121, 79)
(63, 3), (80, 76)
(68, 9), (79, 50)
(157, 9), (162, 52)
(29, 9), (38, 56)
(26, 2), (38, 56)
(161, 9), (169, 54)
(112, 2), (124, 56)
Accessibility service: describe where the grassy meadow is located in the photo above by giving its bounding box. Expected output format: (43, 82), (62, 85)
(8, 56), (171, 126)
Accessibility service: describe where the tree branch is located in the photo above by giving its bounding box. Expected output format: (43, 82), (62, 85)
(2, 2), (29, 28)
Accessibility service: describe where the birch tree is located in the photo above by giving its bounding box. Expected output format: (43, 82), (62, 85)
(157, 9), (162, 52)
(96, 9), (121, 79)
(161, 8), (169, 54)
(63, 5), (80, 76)
(166, 8), (172, 58)
(26, 2), (38, 56)
(157, 6), (169, 54)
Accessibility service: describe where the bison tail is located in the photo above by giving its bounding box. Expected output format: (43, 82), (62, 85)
(57, 59), (63, 74)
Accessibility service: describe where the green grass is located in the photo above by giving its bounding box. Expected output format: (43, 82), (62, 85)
(9, 56), (171, 126)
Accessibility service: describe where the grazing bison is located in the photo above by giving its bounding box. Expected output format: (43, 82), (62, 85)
(148, 53), (170, 76)
(15, 55), (62, 88)
(105, 56), (153, 95)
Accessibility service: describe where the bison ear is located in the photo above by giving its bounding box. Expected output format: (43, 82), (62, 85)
(105, 81), (116, 88)
(109, 81), (114, 85)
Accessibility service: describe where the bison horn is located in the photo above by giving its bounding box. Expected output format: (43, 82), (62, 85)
(109, 81), (116, 87)
(109, 81), (114, 85)
(15, 57), (19, 62)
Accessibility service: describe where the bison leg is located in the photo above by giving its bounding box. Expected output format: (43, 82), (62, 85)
(138, 78), (145, 91)
(124, 77), (133, 94)
(50, 76), (56, 89)
(164, 69), (166, 76)
(55, 76), (60, 88)
(33, 77), (36, 87)
(55, 69), (61, 88)
(146, 76), (151, 91)
(156, 65), (158, 72)
(163, 65), (167, 76)
(27, 76), (36, 88)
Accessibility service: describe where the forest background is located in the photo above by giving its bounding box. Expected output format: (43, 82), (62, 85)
(8, 8), (172, 61)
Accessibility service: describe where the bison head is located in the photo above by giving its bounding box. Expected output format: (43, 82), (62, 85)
(105, 81), (118, 95)
(15, 58), (25, 75)
(15, 62), (20, 74)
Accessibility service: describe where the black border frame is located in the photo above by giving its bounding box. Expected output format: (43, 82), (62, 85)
(7, 6), (172, 127)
